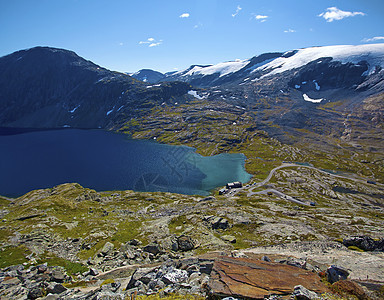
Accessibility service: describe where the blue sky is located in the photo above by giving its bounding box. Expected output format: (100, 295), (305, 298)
(1, 0), (384, 73)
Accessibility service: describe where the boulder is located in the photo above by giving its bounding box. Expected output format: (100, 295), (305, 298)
(143, 243), (162, 255)
(46, 283), (67, 294)
(208, 256), (328, 299)
(292, 285), (320, 300)
(343, 236), (383, 251)
(100, 241), (114, 256)
(211, 217), (230, 230)
(27, 286), (45, 299)
(326, 265), (349, 283)
(89, 267), (99, 276)
(161, 269), (188, 285)
(51, 269), (65, 283)
(177, 235), (195, 251)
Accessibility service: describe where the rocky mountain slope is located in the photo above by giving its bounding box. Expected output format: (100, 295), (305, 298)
(0, 47), (192, 128)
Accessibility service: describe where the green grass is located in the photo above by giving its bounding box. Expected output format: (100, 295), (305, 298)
(0, 245), (31, 268)
(37, 252), (88, 275)
(111, 220), (141, 244)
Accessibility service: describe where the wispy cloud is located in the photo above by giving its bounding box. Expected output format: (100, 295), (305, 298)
(252, 14), (268, 22)
(149, 42), (162, 47)
(179, 13), (190, 18)
(318, 7), (365, 22)
(232, 5), (242, 17)
(362, 36), (384, 42)
(193, 22), (203, 29)
(119, 42), (124, 46)
(284, 29), (296, 33)
(139, 38), (162, 47)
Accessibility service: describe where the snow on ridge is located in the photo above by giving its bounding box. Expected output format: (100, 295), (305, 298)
(181, 60), (249, 78)
(257, 44), (384, 77)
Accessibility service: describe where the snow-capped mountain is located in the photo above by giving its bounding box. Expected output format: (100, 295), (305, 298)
(138, 43), (384, 103)
(130, 44), (384, 103)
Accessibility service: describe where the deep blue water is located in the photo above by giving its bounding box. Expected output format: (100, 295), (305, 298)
(0, 129), (251, 197)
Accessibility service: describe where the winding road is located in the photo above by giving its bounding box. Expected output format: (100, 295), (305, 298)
(225, 162), (382, 206)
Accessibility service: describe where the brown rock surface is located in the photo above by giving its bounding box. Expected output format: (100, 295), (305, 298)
(208, 256), (328, 299)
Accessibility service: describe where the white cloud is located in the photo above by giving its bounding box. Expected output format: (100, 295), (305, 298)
(232, 5), (242, 17)
(284, 29), (296, 33)
(139, 38), (162, 47)
(362, 36), (384, 42)
(149, 42), (162, 47)
(252, 14), (268, 22)
(179, 13), (190, 18)
(318, 7), (365, 22)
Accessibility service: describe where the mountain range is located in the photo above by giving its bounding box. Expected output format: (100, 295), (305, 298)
(1, 44), (384, 158)
(1, 45), (384, 299)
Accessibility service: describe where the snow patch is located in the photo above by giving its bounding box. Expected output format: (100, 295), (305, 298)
(188, 90), (206, 99)
(106, 107), (115, 116)
(303, 94), (323, 103)
(313, 80), (321, 90)
(69, 105), (80, 113)
(146, 84), (161, 88)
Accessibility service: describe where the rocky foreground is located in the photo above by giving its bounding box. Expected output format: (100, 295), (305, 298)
(1, 239), (384, 299)
(0, 164), (383, 299)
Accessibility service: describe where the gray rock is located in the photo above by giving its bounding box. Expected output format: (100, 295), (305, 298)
(143, 243), (161, 255)
(51, 269), (65, 283)
(161, 269), (188, 284)
(89, 267), (99, 276)
(37, 263), (48, 273)
(343, 236), (383, 251)
(100, 241), (114, 256)
(46, 283), (67, 294)
(211, 217), (230, 230)
(148, 278), (165, 291)
(177, 235), (195, 251)
(261, 255), (271, 262)
(326, 265), (349, 283)
(199, 261), (213, 274)
(129, 239), (141, 246)
(28, 286), (45, 299)
(292, 285), (320, 299)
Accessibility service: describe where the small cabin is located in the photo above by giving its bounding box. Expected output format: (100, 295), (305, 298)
(226, 181), (242, 189)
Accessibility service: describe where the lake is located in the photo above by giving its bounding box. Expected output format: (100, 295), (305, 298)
(0, 129), (252, 197)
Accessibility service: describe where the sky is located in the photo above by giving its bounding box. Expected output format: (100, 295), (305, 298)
(1, 0), (384, 73)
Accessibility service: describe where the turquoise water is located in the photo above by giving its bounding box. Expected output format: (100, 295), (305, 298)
(0, 129), (251, 197)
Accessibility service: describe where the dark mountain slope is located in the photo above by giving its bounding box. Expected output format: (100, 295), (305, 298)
(0, 47), (191, 128)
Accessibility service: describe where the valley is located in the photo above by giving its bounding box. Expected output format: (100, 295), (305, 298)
(0, 44), (384, 299)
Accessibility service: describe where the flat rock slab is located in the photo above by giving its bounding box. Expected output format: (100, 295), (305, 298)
(208, 256), (327, 299)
